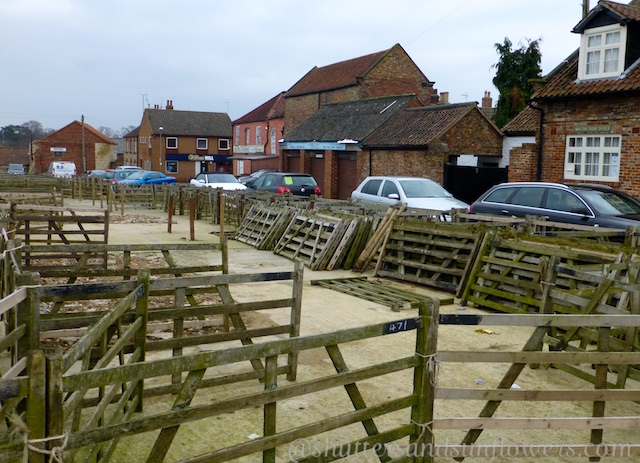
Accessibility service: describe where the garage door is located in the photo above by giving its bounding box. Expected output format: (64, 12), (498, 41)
(337, 153), (357, 200)
(287, 154), (300, 173)
(310, 155), (325, 195)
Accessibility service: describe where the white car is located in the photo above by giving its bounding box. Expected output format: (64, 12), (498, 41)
(190, 172), (248, 191)
(351, 176), (468, 212)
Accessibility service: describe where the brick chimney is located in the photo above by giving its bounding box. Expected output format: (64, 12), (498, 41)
(481, 91), (493, 109)
(440, 92), (449, 104)
(166, 100), (174, 110)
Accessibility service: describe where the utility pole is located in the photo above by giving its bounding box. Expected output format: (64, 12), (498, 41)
(81, 115), (87, 174)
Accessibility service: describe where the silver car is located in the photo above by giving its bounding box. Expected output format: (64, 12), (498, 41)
(351, 176), (468, 211)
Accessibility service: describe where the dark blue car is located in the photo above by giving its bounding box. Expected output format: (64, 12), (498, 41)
(119, 170), (177, 186)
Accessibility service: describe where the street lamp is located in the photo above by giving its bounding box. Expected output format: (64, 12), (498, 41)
(159, 126), (164, 168)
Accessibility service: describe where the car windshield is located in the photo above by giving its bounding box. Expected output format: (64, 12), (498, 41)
(579, 189), (640, 215)
(205, 173), (238, 183)
(398, 179), (452, 198)
(126, 171), (146, 180)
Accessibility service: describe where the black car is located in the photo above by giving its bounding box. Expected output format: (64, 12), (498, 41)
(250, 172), (321, 197)
(238, 169), (276, 187)
(469, 182), (640, 229)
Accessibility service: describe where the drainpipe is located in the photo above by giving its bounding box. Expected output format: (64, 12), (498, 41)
(528, 102), (544, 181)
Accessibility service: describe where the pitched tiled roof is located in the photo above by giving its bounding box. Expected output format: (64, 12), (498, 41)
(283, 95), (419, 142)
(42, 121), (116, 144)
(285, 47), (392, 97)
(233, 92), (285, 124)
(535, 1), (640, 100)
(574, 0), (640, 33)
(146, 109), (232, 137)
(501, 106), (540, 135)
(363, 103), (491, 147)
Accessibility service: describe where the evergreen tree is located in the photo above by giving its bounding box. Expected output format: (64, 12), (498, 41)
(492, 37), (542, 128)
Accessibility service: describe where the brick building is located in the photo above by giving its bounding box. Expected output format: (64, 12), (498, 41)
(281, 96), (502, 200)
(231, 92), (284, 176)
(137, 101), (232, 183)
(514, 0), (640, 197)
(32, 120), (116, 174)
(283, 43), (438, 136)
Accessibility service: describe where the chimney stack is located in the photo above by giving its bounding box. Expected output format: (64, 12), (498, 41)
(440, 92), (449, 104)
(481, 91), (493, 109)
(166, 100), (174, 110)
(583, 1), (590, 18)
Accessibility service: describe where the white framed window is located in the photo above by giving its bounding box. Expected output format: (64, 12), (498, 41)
(578, 24), (626, 80)
(166, 137), (178, 149)
(565, 135), (620, 181)
(219, 139), (230, 150)
(256, 126), (262, 145)
(244, 128), (250, 145)
(140, 136), (147, 145)
(197, 138), (208, 150)
(235, 126), (240, 145)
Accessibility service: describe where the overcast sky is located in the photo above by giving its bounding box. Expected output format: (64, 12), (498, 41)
(1, 0), (588, 133)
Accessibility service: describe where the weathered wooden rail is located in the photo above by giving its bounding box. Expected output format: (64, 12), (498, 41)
(1, 203), (109, 245)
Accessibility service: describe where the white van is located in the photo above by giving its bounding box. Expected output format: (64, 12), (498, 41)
(48, 161), (77, 178)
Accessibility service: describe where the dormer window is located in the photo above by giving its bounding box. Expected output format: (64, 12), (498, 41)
(578, 24), (627, 80)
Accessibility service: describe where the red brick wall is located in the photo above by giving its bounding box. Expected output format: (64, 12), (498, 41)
(360, 46), (436, 104)
(368, 149), (448, 185)
(508, 143), (538, 182)
(34, 122), (113, 174)
(439, 111), (502, 156)
(538, 96), (640, 197)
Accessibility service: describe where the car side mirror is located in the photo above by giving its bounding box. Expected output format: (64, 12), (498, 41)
(571, 207), (589, 216)
(388, 193), (400, 200)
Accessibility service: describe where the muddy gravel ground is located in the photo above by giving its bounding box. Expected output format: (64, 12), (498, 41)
(33, 201), (640, 461)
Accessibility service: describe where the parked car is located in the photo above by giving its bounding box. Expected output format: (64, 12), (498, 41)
(351, 176), (468, 212)
(112, 170), (138, 183)
(7, 163), (25, 175)
(190, 172), (248, 191)
(87, 169), (106, 177)
(48, 161), (76, 178)
(238, 169), (276, 187)
(115, 165), (143, 171)
(119, 170), (177, 186)
(250, 172), (321, 196)
(469, 182), (640, 229)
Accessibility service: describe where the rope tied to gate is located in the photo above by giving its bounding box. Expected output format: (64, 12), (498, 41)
(1, 242), (24, 259)
(410, 419), (434, 442)
(9, 412), (68, 463)
(414, 352), (439, 387)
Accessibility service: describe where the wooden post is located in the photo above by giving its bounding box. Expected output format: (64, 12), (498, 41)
(172, 287), (185, 385)
(590, 326), (611, 461)
(179, 186), (184, 216)
(189, 197), (195, 241)
(167, 195), (174, 233)
(134, 269), (150, 411)
(287, 260), (304, 381)
(9, 202), (17, 240)
(263, 355), (278, 463)
(17, 273), (41, 359)
(120, 184), (125, 216)
(46, 349), (65, 455)
(27, 350), (47, 463)
(221, 236), (229, 275)
(410, 300), (439, 463)
(219, 192), (225, 238)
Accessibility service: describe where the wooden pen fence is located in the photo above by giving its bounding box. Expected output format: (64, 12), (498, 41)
(1, 203), (109, 245)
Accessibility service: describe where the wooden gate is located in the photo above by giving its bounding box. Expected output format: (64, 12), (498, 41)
(443, 163), (508, 204)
